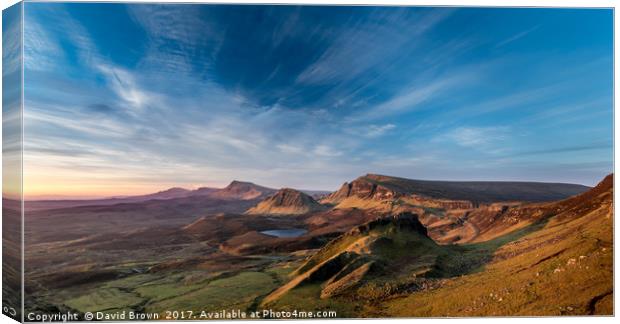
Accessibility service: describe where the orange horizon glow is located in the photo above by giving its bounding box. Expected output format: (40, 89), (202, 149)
(21, 182), (221, 200)
(22, 170), (226, 200)
(19, 152), (238, 200)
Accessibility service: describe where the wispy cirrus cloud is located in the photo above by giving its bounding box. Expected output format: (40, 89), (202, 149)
(23, 19), (65, 71)
(21, 3), (613, 197)
(96, 64), (156, 112)
(354, 72), (470, 122)
(128, 5), (222, 75)
(495, 25), (540, 48)
(2, 6), (22, 78)
(296, 9), (454, 85)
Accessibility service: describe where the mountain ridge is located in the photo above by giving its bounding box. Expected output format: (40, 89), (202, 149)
(23, 180), (275, 211)
(323, 174), (590, 204)
(245, 188), (327, 215)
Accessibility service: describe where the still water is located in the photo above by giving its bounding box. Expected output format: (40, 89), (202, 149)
(260, 228), (307, 238)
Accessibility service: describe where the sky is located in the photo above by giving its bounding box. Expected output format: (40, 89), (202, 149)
(3, 3), (22, 200)
(19, 3), (613, 198)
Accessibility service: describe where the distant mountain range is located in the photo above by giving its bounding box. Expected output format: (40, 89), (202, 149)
(22, 174), (590, 211)
(23, 181), (273, 211)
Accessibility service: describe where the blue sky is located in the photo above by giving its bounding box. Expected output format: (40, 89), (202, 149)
(3, 3), (22, 199)
(21, 3), (613, 197)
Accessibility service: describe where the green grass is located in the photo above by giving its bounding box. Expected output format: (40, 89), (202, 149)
(64, 288), (144, 312)
(133, 271), (219, 302)
(268, 284), (358, 317)
(265, 263), (297, 282)
(135, 281), (204, 303)
(144, 271), (278, 313)
(102, 274), (161, 289)
(41, 259), (297, 317)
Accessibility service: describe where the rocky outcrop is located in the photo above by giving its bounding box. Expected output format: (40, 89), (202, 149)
(246, 188), (326, 215)
(405, 195), (476, 210)
(322, 176), (401, 204)
(349, 212), (428, 237)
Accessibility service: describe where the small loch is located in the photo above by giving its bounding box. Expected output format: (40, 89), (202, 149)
(260, 228), (307, 238)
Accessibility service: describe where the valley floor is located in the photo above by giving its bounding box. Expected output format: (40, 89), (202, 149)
(20, 175), (614, 318)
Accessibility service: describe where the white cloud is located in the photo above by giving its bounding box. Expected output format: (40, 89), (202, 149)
(96, 65), (153, 111)
(313, 145), (344, 157)
(345, 123), (396, 138)
(24, 104), (133, 138)
(367, 124), (396, 137)
(443, 126), (509, 150)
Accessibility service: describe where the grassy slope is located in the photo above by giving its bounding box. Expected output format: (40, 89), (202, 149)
(265, 215), (447, 313)
(49, 256), (304, 317)
(65, 288), (144, 313)
(382, 181), (613, 316)
(144, 271), (277, 313)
